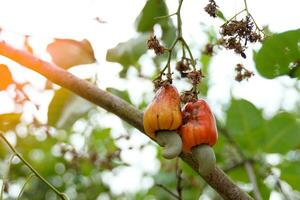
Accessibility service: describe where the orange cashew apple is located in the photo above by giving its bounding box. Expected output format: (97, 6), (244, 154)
(180, 99), (218, 174)
(143, 83), (182, 159)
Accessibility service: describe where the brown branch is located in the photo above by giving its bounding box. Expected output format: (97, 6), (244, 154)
(175, 159), (183, 200)
(0, 40), (253, 200)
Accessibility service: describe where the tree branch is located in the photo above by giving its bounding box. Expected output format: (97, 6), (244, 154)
(244, 161), (262, 200)
(0, 40), (253, 200)
(218, 125), (262, 200)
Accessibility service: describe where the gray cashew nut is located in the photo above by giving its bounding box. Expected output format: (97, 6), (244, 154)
(156, 130), (182, 159)
(191, 144), (216, 175)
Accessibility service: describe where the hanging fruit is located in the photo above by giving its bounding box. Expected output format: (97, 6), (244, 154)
(143, 83), (182, 159)
(180, 99), (218, 174)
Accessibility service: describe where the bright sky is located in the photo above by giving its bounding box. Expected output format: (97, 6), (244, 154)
(0, 0), (299, 199)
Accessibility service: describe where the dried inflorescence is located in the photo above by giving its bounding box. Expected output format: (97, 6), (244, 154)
(180, 90), (197, 104)
(220, 15), (263, 58)
(204, 0), (218, 18)
(147, 36), (165, 55)
(202, 43), (214, 56)
(153, 77), (171, 91)
(176, 59), (191, 78)
(235, 63), (254, 81)
(187, 70), (204, 86)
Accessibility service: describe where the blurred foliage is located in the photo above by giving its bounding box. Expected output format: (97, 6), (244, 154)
(0, 113), (21, 132)
(47, 39), (96, 69)
(1, 1), (300, 200)
(254, 29), (300, 79)
(106, 0), (176, 78)
(106, 35), (148, 77)
(48, 87), (94, 129)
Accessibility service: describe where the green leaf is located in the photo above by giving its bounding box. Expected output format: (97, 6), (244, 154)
(257, 176), (271, 200)
(0, 113), (21, 131)
(262, 112), (300, 153)
(216, 10), (227, 22)
(106, 34), (148, 77)
(198, 54), (212, 95)
(254, 29), (300, 79)
(106, 87), (132, 104)
(135, 0), (176, 46)
(225, 99), (264, 155)
(227, 167), (248, 183)
(48, 88), (94, 128)
(279, 161), (300, 190)
(135, 0), (169, 33)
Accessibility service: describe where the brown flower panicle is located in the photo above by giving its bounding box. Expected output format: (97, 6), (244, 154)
(235, 63), (254, 81)
(204, 0), (218, 18)
(220, 16), (263, 58)
(147, 36), (165, 55)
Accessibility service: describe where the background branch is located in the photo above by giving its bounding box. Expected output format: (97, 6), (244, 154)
(218, 125), (262, 200)
(0, 40), (252, 200)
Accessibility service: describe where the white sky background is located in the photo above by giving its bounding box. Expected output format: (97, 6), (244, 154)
(0, 0), (299, 199)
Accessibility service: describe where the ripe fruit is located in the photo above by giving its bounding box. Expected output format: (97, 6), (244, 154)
(143, 84), (182, 139)
(143, 83), (182, 159)
(180, 99), (218, 174)
(180, 99), (218, 152)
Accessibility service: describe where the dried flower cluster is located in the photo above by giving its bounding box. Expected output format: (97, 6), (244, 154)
(177, 64), (205, 103)
(153, 77), (171, 91)
(204, 0), (218, 18)
(235, 63), (254, 81)
(176, 59), (204, 85)
(187, 70), (205, 85)
(202, 43), (214, 56)
(220, 15), (263, 58)
(147, 36), (165, 55)
(180, 91), (197, 104)
(176, 59), (191, 77)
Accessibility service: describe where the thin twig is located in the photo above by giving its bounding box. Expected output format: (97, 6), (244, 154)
(217, 123), (262, 200)
(179, 38), (196, 70)
(176, 159), (183, 200)
(222, 159), (254, 173)
(0, 132), (68, 200)
(244, 161), (262, 200)
(156, 184), (180, 200)
(0, 154), (15, 200)
(177, 0), (184, 38)
(155, 12), (177, 20)
(17, 173), (36, 200)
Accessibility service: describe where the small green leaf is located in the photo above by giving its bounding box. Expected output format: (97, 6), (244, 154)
(135, 0), (176, 46)
(262, 112), (300, 153)
(48, 88), (94, 128)
(106, 88), (132, 104)
(254, 29), (300, 79)
(216, 10), (227, 22)
(106, 34), (148, 77)
(135, 0), (169, 33)
(227, 167), (248, 183)
(225, 99), (264, 155)
(226, 99), (263, 136)
(257, 177), (271, 200)
(279, 161), (300, 190)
